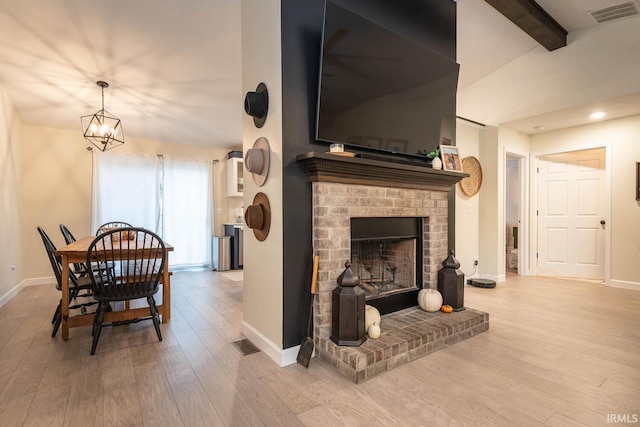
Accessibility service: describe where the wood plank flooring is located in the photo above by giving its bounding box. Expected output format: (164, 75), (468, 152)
(0, 271), (638, 426)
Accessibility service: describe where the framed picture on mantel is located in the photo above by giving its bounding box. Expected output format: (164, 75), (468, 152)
(440, 144), (462, 172)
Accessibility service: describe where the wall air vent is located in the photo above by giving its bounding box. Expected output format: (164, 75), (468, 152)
(589, 1), (639, 23)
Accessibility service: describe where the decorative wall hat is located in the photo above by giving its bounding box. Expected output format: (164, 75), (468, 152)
(244, 82), (269, 128)
(244, 192), (271, 241)
(245, 137), (270, 187)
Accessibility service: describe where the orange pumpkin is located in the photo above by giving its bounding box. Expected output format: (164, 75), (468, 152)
(441, 304), (453, 313)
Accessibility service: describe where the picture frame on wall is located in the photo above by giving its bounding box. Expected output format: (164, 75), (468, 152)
(440, 144), (462, 171)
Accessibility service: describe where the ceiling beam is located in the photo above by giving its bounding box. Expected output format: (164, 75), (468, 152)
(483, 0), (567, 51)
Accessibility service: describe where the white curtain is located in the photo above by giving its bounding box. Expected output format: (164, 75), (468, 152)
(92, 152), (159, 232)
(92, 152), (212, 268)
(161, 157), (212, 268)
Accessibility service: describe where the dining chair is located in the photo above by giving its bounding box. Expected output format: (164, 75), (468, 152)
(37, 227), (98, 337)
(96, 221), (133, 235)
(59, 223), (91, 278)
(86, 227), (165, 355)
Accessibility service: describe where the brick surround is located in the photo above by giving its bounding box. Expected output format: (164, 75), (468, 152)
(312, 182), (449, 339)
(311, 180), (489, 382)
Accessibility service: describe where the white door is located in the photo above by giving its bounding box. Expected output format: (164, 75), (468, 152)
(537, 148), (605, 280)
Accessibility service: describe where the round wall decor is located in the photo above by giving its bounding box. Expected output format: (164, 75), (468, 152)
(459, 156), (483, 196)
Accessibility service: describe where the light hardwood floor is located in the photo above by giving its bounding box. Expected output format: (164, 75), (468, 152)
(0, 271), (638, 426)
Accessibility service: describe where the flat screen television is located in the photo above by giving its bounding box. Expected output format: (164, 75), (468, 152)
(315, 1), (459, 161)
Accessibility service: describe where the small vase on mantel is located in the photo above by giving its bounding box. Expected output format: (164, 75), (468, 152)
(431, 156), (442, 170)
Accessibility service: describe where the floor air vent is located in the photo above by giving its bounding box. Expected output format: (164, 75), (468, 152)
(589, 1), (639, 23)
(232, 339), (260, 356)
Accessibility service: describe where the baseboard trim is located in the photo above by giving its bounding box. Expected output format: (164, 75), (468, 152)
(608, 279), (640, 292)
(0, 282), (25, 309)
(240, 321), (298, 367)
(0, 276), (55, 309)
(24, 276), (55, 287)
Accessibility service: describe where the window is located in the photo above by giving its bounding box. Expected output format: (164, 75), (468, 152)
(92, 153), (212, 268)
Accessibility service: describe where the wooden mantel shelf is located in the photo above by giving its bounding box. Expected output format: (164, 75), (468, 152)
(296, 152), (469, 192)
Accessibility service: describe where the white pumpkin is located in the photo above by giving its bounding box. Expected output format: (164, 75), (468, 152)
(368, 322), (381, 339)
(417, 288), (443, 312)
(365, 305), (381, 331)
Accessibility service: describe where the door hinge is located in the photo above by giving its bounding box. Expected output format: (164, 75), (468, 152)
(537, 167), (539, 173)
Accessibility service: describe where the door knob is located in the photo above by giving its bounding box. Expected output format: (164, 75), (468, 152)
(600, 220), (606, 225)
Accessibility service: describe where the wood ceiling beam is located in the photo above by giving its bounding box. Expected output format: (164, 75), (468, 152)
(483, 0), (567, 51)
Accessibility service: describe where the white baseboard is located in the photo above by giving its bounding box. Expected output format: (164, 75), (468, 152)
(608, 279), (640, 292)
(24, 276), (56, 287)
(0, 276), (55, 309)
(240, 320), (298, 367)
(0, 281), (25, 309)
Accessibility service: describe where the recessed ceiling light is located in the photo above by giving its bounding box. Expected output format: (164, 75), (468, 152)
(533, 125), (545, 131)
(589, 111), (606, 120)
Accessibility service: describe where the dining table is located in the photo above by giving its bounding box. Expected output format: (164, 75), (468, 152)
(55, 235), (173, 340)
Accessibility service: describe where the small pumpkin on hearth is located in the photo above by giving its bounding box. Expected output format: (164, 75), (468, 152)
(365, 305), (381, 331)
(368, 322), (380, 339)
(441, 304), (453, 313)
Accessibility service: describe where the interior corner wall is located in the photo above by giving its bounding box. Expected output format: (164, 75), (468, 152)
(454, 122), (481, 276)
(279, 0), (458, 352)
(477, 126), (501, 281)
(0, 84), (23, 305)
(240, 0), (285, 360)
(473, 125), (531, 283)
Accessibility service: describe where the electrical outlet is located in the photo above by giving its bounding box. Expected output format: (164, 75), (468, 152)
(473, 257), (478, 266)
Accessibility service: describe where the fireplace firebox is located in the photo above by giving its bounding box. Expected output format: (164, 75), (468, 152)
(351, 217), (422, 315)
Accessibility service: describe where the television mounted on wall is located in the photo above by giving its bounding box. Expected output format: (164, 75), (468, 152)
(315, 1), (459, 161)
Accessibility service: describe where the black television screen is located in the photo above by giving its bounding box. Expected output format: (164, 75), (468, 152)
(315, 1), (459, 159)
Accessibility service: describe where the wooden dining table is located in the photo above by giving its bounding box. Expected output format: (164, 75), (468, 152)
(55, 235), (173, 340)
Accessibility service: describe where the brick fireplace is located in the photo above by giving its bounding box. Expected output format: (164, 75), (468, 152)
(298, 152), (489, 382)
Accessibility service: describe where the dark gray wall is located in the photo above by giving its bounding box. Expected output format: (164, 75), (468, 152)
(280, 0), (456, 348)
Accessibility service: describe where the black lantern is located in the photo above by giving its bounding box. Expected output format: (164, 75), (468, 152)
(331, 261), (366, 346)
(437, 250), (465, 311)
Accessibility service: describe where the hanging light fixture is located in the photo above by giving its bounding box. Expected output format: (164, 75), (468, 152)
(81, 81), (125, 151)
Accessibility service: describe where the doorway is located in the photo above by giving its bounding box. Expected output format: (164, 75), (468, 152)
(505, 152), (526, 276)
(536, 148), (606, 280)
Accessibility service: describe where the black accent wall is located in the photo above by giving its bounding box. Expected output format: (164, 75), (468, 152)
(280, 0), (456, 349)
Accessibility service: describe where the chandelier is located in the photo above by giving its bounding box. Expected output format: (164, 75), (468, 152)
(81, 81), (125, 151)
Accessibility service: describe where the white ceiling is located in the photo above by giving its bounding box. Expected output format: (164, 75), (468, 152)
(0, 0), (638, 148)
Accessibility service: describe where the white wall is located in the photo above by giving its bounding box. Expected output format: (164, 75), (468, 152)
(454, 121), (481, 277)
(0, 84), (23, 307)
(240, 0), (286, 364)
(531, 115), (640, 289)
(457, 122), (530, 283)
(458, 114), (640, 290)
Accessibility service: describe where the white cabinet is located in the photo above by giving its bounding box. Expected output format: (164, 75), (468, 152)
(227, 157), (243, 197)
